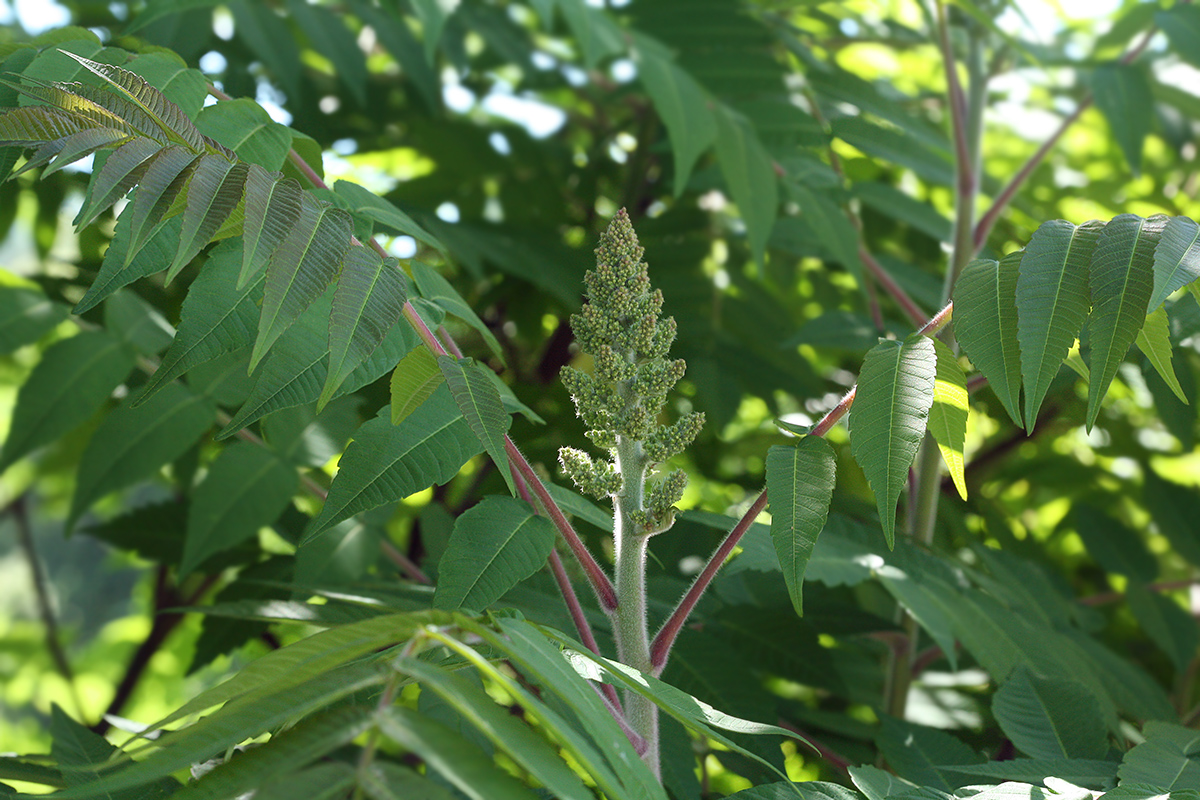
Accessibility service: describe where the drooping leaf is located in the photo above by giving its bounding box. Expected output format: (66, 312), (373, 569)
(1158, 5), (1200, 68)
(555, 0), (624, 68)
(322, 246), (408, 409)
(1087, 214), (1165, 428)
(139, 240), (261, 402)
(73, 136), (161, 230)
(75, 213), (184, 314)
(848, 334), (938, 547)
(410, 0), (461, 62)
(37, 127), (131, 177)
(50, 705), (179, 799)
(0, 281), (67, 354)
(1126, 581), (1200, 673)
(410, 261), (503, 362)
(1135, 305), (1186, 403)
(1016, 219), (1102, 427)
(875, 715), (984, 791)
(303, 387), (480, 543)
(376, 707), (539, 800)
(391, 346), (444, 425)
(181, 442), (298, 576)
(1118, 722), (1200, 791)
(437, 355), (513, 494)
(227, 0), (303, 100)
(927, 338), (968, 500)
(252, 194), (352, 370)
(287, 0), (368, 106)
(0, 331), (135, 473)
(764, 437), (836, 616)
(953, 254), (1023, 427)
(123, 146), (199, 264)
(1072, 504), (1158, 582)
(167, 155), (248, 281)
(1092, 63), (1153, 175)
(714, 104), (778, 266)
(333, 180), (443, 252)
(240, 165), (304, 288)
(992, 666), (1109, 760)
(788, 182), (863, 282)
(1149, 215), (1200, 312)
(634, 34), (716, 196)
(433, 496), (556, 611)
(68, 382), (216, 530)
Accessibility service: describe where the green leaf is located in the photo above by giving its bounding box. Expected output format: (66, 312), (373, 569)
(1016, 219), (1102, 427)
(390, 346), (444, 425)
(875, 715), (984, 791)
(74, 136), (161, 230)
(167, 156), (248, 281)
(376, 707), (539, 800)
(392, 656), (595, 800)
(947, 759), (1117, 788)
(764, 437), (836, 616)
(0, 331), (135, 473)
(991, 666), (1109, 760)
(252, 194), (352, 370)
(123, 146), (199, 264)
(829, 115), (954, 185)
(215, 764), (356, 800)
(69, 382), (215, 530)
(322, 246), (408, 409)
(126, 51), (208, 117)
(1150, 216), (1200, 312)
(195, 98), (293, 172)
(432, 496), (555, 611)
(1118, 722), (1200, 791)
(953, 254), (1022, 427)
(50, 705), (179, 799)
(555, 0), (624, 68)
(1126, 581), (1200, 674)
(227, 0), (303, 100)
(167, 707), (372, 800)
(437, 355), (513, 494)
(725, 783), (862, 800)
(1144, 469), (1200, 566)
(139, 240), (261, 402)
(928, 339), (968, 500)
(303, 387), (480, 543)
(359, 762), (462, 800)
(333, 180), (443, 252)
(240, 165), (303, 288)
(75, 212), (184, 314)
(0, 280), (67, 354)
(1135, 306), (1186, 403)
(181, 442), (298, 576)
(787, 182), (863, 281)
(848, 334), (937, 547)
(1092, 63), (1153, 175)
(411, 261), (503, 363)
(633, 35), (716, 196)
(287, 0), (368, 106)
(1087, 214), (1164, 428)
(104, 290), (173, 356)
(411, 0), (460, 62)
(1158, 5), (1200, 68)
(714, 104), (778, 266)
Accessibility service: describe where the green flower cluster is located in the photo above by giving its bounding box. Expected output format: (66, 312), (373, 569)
(559, 209), (703, 536)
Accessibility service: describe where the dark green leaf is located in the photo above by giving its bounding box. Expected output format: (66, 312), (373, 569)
(714, 104), (778, 265)
(954, 254), (1022, 427)
(437, 355), (513, 494)
(634, 35), (716, 196)
(765, 437), (836, 615)
(1092, 63), (1153, 175)
(992, 666), (1109, 760)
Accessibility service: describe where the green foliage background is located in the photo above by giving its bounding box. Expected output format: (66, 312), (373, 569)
(2, 0), (1200, 797)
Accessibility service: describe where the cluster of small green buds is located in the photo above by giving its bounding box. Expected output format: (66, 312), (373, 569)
(558, 209), (704, 535)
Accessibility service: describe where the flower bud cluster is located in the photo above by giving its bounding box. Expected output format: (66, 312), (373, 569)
(558, 209), (703, 535)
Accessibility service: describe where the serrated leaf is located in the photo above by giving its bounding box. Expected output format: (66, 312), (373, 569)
(992, 666), (1109, 760)
(1136, 306), (1186, 403)
(376, 707), (539, 800)
(241, 165), (303, 288)
(287, 0), (368, 106)
(69, 382), (216, 530)
(875, 715), (984, 791)
(40, 127), (131, 177)
(124, 146), (199, 264)
(322, 246), (408, 408)
(139, 240), (261, 402)
(1087, 214), (1165, 428)
(0, 104), (89, 147)
(433, 496), (556, 611)
(765, 437), (836, 616)
(634, 35), (716, 196)
(714, 104), (778, 266)
(181, 442), (298, 576)
(253, 195), (352, 370)
(206, 764), (355, 800)
(1118, 722), (1200, 791)
(848, 334), (937, 548)
(928, 338), (968, 500)
(167, 707), (371, 800)
(410, 261), (502, 362)
(392, 656), (595, 800)
(437, 355), (513, 494)
(0, 331), (135, 473)
(303, 387), (480, 543)
(126, 51), (208, 117)
(74, 136), (161, 230)
(333, 179), (443, 252)
(1017, 219), (1102, 427)
(391, 346), (443, 425)
(1149, 215), (1200, 312)
(194, 98), (293, 171)
(0, 282), (67, 354)
(1092, 63), (1153, 175)
(953, 254), (1023, 427)
(167, 155), (248, 281)
(75, 213), (184, 314)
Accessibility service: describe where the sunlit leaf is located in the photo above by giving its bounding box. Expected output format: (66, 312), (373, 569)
(167, 155), (248, 281)
(927, 338), (968, 500)
(1135, 306), (1186, 403)
(390, 346), (443, 425)
(73, 136), (161, 230)
(953, 254), (1023, 427)
(1148, 215), (1200, 312)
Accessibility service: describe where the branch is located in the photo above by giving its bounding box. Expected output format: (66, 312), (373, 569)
(936, 1), (973, 200)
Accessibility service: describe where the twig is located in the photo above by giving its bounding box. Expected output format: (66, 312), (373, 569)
(776, 718), (853, 774)
(1079, 578), (1200, 607)
(379, 539), (431, 584)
